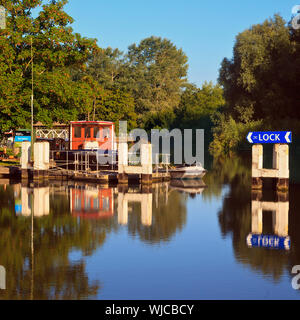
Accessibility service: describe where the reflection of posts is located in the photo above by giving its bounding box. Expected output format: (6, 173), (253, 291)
(247, 192), (290, 250)
(251, 198), (289, 237)
(21, 187), (31, 216)
(21, 187), (50, 217)
(0, 266), (5, 290)
(118, 192), (153, 226)
(251, 200), (263, 234)
(34, 187), (50, 217)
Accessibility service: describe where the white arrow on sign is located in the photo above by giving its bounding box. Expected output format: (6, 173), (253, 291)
(285, 132), (291, 143)
(246, 234), (253, 247)
(284, 236), (290, 250)
(247, 132), (253, 143)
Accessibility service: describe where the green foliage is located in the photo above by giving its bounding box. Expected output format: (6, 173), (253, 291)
(84, 47), (126, 90)
(218, 14), (300, 134)
(0, 0), (98, 130)
(92, 87), (137, 131)
(81, 36), (189, 129)
(209, 106), (263, 156)
(174, 82), (224, 129)
(73, 71), (137, 130)
(126, 36), (188, 125)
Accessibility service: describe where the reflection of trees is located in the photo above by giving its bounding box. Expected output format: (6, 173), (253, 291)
(0, 184), (115, 300)
(214, 156), (300, 282)
(202, 154), (252, 201)
(286, 185), (300, 281)
(127, 190), (187, 244)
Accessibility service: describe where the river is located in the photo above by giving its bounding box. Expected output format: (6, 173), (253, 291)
(0, 155), (299, 300)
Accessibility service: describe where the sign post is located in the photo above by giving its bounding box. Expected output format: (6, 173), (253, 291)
(248, 131), (291, 191)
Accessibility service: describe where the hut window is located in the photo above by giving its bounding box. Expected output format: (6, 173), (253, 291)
(74, 127), (81, 138)
(93, 127), (99, 138)
(85, 127), (91, 138)
(103, 128), (110, 138)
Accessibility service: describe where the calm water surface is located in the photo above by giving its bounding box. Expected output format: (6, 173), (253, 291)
(0, 156), (300, 300)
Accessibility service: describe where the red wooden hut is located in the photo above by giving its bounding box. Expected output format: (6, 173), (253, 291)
(70, 121), (115, 151)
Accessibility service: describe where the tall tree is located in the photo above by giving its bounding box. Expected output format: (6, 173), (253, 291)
(73, 54), (137, 129)
(85, 47), (126, 90)
(218, 15), (300, 130)
(126, 36), (188, 125)
(174, 82), (224, 129)
(0, 0), (99, 131)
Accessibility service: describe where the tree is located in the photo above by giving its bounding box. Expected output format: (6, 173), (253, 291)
(0, 0), (99, 131)
(91, 86), (137, 131)
(126, 36), (188, 125)
(218, 15), (300, 129)
(174, 82), (224, 129)
(74, 65), (137, 130)
(85, 47), (126, 90)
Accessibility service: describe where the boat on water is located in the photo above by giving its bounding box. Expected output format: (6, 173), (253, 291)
(170, 162), (207, 180)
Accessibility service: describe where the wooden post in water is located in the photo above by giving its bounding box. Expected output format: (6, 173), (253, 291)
(141, 143), (153, 185)
(21, 141), (31, 180)
(275, 144), (289, 191)
(252, 144), (289, 191)
(33, 142), (49, 181)
(118, 142), (128, 184)
(252, 144), (263, 190)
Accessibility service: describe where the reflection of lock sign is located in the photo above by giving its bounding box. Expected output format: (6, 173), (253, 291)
(292, 5), (300, 30)
(0, 265), (5, 290)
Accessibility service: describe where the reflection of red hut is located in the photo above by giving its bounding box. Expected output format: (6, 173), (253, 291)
(71, 187), (114, 219)
(70, 121), (115, 151)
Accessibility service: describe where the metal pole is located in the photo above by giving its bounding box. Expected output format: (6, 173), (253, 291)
(97, 151), (99, 177)
(66, 150), (68, 172)
(31, 191), (34, 300)
(31, 37), (34, 161)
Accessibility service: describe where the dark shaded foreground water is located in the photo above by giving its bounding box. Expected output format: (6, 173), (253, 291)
(0, 156), (300, 300)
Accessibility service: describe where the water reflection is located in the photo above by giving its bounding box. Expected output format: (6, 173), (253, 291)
(247, 191), (290, 250)
(71, 185), (114, 219)
(118, 191), (153, 226)
(16, 185), (50, 217)
(0, 180), (192, 299)
(213, 156), (300, 285)
(170, 179), (206, 197)
(0, 181), (101, 300)
(0, 155), (299, 299)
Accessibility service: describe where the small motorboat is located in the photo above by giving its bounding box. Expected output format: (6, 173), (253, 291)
(170, 162), (207, 180)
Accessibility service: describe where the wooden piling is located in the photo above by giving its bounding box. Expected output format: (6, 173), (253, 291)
(252, 144), (289, 191)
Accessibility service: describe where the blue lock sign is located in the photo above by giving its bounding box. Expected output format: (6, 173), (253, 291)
(247, 131), (292, 144)
(247, 234), (290, 250)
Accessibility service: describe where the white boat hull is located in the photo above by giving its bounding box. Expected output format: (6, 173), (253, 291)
(170, 167), (207, 180)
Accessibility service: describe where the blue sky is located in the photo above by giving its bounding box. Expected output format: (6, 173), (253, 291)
(61, 0), (297, 86)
